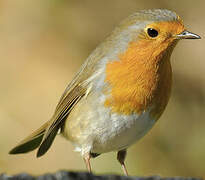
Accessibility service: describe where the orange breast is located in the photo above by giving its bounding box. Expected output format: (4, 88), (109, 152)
(104, 39), (174, 119)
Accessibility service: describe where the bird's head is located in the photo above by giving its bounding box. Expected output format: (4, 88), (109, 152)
(115, 9), (200, 49)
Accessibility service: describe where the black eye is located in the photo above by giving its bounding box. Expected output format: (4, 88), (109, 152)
(147, 28), (158, 38)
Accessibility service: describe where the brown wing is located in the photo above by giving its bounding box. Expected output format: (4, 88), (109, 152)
(37, 85), (85, 157)
(9, 83), (85, 157)
(9, 36), (106, 157)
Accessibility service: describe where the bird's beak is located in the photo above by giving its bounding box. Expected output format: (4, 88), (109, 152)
(176, 30), (201, 39)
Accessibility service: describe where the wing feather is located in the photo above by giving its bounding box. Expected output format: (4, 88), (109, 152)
(36, 85), (85, 157)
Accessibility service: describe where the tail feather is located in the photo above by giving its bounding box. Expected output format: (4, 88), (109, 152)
(9, 84), (85, 156)
(9, 122), (49, 154)
(36, 124), (60, 157)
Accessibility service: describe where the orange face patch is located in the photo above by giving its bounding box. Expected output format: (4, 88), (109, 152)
(145, 20), (185, 40)
(104, 20), (184, 117)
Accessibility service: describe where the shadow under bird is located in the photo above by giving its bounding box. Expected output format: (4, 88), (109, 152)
(9, 9), (201, 175)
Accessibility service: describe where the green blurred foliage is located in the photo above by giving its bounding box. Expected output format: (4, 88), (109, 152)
(0, 0), (204, 177)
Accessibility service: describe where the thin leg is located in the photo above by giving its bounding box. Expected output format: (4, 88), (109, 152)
(83, 153), (92, 173)
(117, 149), (128, 176)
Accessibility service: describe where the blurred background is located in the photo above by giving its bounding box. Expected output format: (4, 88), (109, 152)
(0, 0), (204, 177)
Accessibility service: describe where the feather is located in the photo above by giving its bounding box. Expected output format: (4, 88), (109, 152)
(9, 85), (86, 156)
(37, 85), (85, 157)
(9, 121), (49, 154)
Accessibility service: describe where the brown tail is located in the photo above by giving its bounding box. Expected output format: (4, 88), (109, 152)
(9, 122), (49, 154)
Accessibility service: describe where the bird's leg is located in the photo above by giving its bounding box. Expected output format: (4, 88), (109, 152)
(117, 149), (128, 176)
(83, 153), (92, 173)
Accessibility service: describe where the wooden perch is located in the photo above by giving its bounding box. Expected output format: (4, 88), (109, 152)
(0, 171), (202, 180)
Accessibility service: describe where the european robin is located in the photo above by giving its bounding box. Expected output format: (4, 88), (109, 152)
(9, 9), (200, 175)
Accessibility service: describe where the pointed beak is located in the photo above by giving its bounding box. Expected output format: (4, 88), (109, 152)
(176, 30), (201, 39)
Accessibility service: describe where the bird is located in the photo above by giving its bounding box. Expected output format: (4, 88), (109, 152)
(9, 9), (200, 175)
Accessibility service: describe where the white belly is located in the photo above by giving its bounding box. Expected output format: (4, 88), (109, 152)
(91, 109), (156, 153)
(63, 92), (156, 156)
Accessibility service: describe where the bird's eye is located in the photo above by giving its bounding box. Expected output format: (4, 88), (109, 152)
(147, 28), (158, 38)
